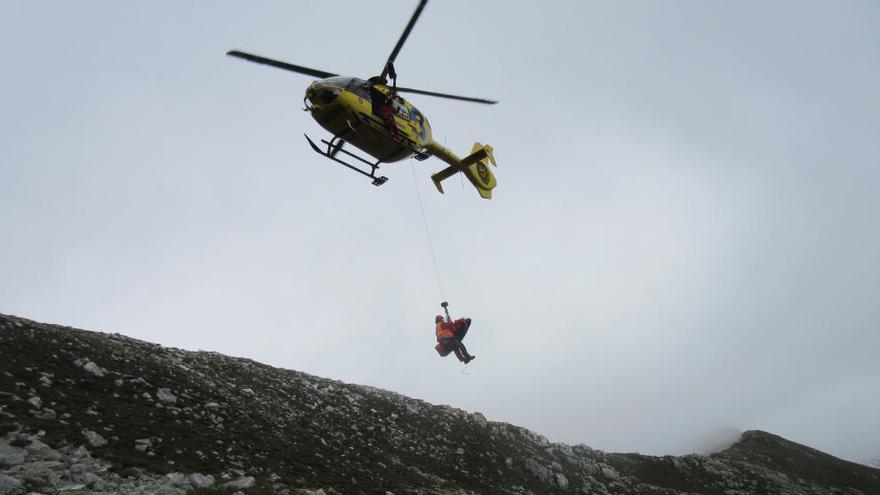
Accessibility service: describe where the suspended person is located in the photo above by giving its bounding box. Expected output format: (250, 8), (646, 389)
(434, 304), (475, 364)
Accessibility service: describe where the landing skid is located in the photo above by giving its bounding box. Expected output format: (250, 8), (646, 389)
(304, 134), (388, 186)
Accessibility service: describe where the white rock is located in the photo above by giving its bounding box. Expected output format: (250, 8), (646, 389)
(71, 445), (92, 461)
(221, 476), (256, 490)
(82, 430), (108, 447)
(27, 396), (43, 408)
(189, 473), (215, 488)
(57, 483), (87, 491)
(157, 388), (178, 404)
(164, 472), (189, 486)
(600, 466), (620, 481)
(555, 472), (569, 489)
(83, 361), (105, 377)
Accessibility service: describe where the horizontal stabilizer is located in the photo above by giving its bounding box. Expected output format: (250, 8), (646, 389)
(431, 166), (458, 194)
(461, 148), (489, 167)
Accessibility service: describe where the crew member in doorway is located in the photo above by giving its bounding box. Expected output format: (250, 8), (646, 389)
(380, 92), (400, 140)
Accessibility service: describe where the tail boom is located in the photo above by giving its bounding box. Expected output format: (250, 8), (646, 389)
(426, 140), (497, 199)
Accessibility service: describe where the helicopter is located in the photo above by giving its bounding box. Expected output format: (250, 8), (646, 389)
(227, 0), (499, 199)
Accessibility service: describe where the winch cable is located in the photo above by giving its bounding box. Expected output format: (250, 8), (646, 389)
(410, 163), (446, 302)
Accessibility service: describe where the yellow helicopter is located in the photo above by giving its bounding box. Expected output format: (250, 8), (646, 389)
(227, 0), (498, 199)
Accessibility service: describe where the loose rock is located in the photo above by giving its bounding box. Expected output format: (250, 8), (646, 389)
(189, 473), (215, 488)
(0, 444), (26, 468)
(222, 476), (256, 490)
(157, 388), (178, 404)
(82, 361), (105, 377)
(0, 473), (22, 494)
(82, 430), (107, 447)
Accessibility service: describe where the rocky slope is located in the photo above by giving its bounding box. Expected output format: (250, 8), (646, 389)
(1, 313), (878, 494)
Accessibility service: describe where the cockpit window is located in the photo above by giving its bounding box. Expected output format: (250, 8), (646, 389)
(346, 78), (370, 99)
(320, 76), (353, 88)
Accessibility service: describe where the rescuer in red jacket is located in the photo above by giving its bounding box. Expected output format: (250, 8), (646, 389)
(435, 314), (475, 364)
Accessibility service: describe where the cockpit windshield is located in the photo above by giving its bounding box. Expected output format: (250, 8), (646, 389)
(319, 76), (354, 88)
(345, 78), (370, 99)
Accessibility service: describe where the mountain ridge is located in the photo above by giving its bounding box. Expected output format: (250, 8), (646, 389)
(1, 312), (878, 494)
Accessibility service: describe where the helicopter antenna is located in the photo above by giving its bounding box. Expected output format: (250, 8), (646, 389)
(379, 0), (428, 84)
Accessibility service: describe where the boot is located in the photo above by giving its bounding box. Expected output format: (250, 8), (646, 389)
(464, 355), (476, 364)
(452, 347), (467, 362)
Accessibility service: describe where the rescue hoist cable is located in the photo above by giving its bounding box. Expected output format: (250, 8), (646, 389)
(411, 163), (446, 302)
(441, 301), (453, 323)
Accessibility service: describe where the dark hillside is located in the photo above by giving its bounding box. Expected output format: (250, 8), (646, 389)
(1, 313), (878, 494)
(715, 430), (880, 494)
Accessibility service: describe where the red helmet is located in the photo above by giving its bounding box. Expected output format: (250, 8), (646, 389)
(435, 315), (444, 323)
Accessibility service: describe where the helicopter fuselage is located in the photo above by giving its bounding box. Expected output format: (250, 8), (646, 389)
(228, 0), (498, 197)
(305, 77), (432, 164)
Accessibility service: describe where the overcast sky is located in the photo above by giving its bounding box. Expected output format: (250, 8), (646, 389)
(2, 0), (879, 465)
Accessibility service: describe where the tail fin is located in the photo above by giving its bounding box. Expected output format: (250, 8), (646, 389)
(430, 143), (497, 199)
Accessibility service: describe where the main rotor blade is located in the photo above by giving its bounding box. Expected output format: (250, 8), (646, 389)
(379, 0), (428, 81)
(227, 50), (338, 79)
(396, 86), (498, 105)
